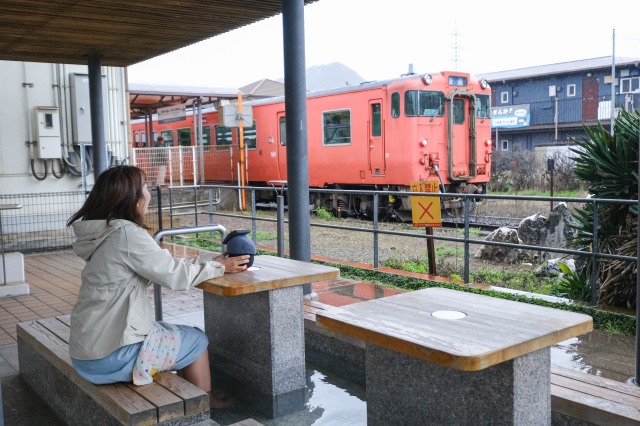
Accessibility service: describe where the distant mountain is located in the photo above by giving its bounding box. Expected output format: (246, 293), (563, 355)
(277, 62), (366, 92)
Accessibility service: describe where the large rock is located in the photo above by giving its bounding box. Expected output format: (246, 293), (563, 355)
(535, 258), (576, 277)
(518, 203), (576, 262)
(474, 227), (524, 264)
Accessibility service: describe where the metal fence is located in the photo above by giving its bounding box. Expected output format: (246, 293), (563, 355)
(132, 145), (247, 187)
(1, 185), (636, 303)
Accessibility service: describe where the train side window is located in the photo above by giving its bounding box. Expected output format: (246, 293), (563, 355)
(453, 99), (465, 124)
(371, 103), (381, 137)
(161, 130), (174, 146)
(322, 109), (351, 146)
(391, 92), (400, 118)
(141, 132), (147, 146)
(279, 117), (286, 146)
(134, 133), (140, 148)
(153, 132), (158, 142)
(215, 125), (233, 146)
(177, 128), (191, 146)
(195, 125), (212, 152)
(476, 95), (491, 119)
(241, 120), (257, 150)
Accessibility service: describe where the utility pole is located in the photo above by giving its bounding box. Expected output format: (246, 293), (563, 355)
(611, 28), (616, 135)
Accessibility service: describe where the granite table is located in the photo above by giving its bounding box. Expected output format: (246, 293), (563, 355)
(316, 287), (593, 426)
(195, 254), (339, 417)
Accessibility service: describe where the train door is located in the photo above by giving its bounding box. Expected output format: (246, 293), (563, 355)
(276, 112), (287, 180)
(451, 97), (469, 176)
(368, 99), (385, 175)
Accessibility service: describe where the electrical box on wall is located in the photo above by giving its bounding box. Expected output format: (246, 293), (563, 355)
(34, 106), (61, 159)
(69, 73), (110, 145)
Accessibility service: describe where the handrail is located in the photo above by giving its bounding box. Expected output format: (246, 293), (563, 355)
(151, 224), (228, 321)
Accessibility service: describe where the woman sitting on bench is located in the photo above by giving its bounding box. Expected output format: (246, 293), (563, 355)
(66, 165), (248, 408)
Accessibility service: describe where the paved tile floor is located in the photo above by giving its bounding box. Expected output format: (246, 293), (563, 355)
(0, 248), (637, 424)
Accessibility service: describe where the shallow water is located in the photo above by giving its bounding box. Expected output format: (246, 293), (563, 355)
(210, 363), (367, 426)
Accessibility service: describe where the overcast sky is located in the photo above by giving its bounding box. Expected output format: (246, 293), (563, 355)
(128, 0), (640, 89)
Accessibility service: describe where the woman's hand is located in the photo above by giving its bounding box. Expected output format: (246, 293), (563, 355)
(215, 254), (251, 273)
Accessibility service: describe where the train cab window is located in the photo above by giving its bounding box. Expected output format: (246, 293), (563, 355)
(322, 110), (351, 145)
(215, 125), (233, 146)
(241, 120), (257, 149)
(177, 128), (191, 146)
(391, 92), (400, 118)
(405, 91), (444, 117)
(279, 117), (286, 146)
(161, 130), (174, 146)
(476, 95), (491, 119)
(453, 99), (465, 124)
(371, 103), (381, 137)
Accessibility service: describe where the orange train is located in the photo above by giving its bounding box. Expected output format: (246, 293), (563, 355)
(131, 71), (492, 219)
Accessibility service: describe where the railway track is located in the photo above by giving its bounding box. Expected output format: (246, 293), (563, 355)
(441, 215), (522, 232)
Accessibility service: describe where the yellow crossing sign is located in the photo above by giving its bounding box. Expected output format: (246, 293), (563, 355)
(410, 181), (442, 228)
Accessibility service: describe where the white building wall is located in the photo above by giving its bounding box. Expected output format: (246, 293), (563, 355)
(0, 61), (129, 195)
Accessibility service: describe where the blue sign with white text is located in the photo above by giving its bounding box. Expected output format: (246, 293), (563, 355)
(491, 104), (530, 128)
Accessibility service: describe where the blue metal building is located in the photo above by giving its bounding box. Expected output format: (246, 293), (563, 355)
(476, 56), (640, 151)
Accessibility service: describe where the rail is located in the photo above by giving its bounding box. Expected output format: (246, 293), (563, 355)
(152, 225), (228, 321)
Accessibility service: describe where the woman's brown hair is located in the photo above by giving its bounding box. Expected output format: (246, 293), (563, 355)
(67, 165), (150, 229)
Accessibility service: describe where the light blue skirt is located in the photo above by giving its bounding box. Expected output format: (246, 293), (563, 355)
(71, 324), (208, 384)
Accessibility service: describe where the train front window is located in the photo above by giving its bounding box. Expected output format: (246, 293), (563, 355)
(242, 120), (257, 149)
(177, 128), (191, 146)
(215, 125), (233, 146)
(404, 90), (444, 117)
(322, 110), (351, 145)
(476, 95), (491, 119)
(453, 99), (465, 124)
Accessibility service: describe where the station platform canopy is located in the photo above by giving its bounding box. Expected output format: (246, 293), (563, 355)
(128, 82), (240, 120)
(0, 0), (317, 67)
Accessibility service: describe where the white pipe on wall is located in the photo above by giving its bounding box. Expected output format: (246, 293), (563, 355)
(23, 63), (34, 157)
(120, 68), (129, 164)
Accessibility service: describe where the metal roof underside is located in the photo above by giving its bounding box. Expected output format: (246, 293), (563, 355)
(128, 82), (240, 119)
(0, 0), (317, 67)
(477, 56), (640, 82)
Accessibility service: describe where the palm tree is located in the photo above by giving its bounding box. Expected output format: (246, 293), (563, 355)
(569, 109), (638, 309)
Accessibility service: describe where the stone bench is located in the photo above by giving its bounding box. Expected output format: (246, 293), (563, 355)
(304, 299), (637, 426)
(17, 315), (212, 426)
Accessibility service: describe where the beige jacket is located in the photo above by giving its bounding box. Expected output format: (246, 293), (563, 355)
(69, 219), (224, 360)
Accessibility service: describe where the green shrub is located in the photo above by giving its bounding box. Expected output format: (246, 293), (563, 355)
(550, 262), (591, 302)
(316, 207), (333, 220)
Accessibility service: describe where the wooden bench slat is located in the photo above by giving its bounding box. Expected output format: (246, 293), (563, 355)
(153, 371), (209, 415)
(37, 317), (70, 343)
(552, 365), (640, 399)
(127, 382), (185, 423)
(552, 374), (640, 408)
(56, 314), (71, 327)
(551, 383), (640, 426)
(18, 321), (158, 426)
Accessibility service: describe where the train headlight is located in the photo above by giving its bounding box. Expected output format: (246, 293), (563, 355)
(420, 139), (428, 147)
(422, 74), (432, 85)
(480, 78), (488, 89)
(485, 139), (492, 146)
